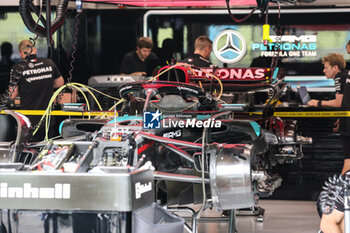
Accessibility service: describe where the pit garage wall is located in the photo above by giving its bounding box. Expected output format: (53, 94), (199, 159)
(56, 9), (146, 84)
(59, 8), (348, 200)
(144, 9), (350, 75)
(2, 7), (350, 82)
(270, 117), (343, 200)
(0, 6), (347, 200)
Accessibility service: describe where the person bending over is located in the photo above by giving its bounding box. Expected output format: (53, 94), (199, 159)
(182, 35), (213, 68)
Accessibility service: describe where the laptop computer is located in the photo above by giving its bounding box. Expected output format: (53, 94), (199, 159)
(297, 86), (311, 105)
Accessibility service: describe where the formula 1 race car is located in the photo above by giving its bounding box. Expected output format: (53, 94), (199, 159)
(0, 71), (311, 212)
(59, 79), (310, 208)
(57, 81), (266, 210)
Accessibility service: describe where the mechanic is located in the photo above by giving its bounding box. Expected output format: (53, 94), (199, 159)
(339, 67), (350, 174)
(307, 53), (347, 109)
(10, 40), (64, 141)
(307, 53), (350, 173)
(317, 53), (350, 233)
(346, 40), (350, 70)
(120, 37), (158, 76)
(182, 35), (213, 67)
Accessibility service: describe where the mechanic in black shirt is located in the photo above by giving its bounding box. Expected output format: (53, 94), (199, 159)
(308, 53), (347, 108)
(10, 40), (64, 141)
(120, 37), (158, 76)
(307, 53), (350, 173)
(339, 72), (350, 174)
(182, 35), (213, 68)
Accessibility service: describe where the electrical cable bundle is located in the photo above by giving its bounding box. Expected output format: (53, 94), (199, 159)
(319, 174), (350, 215)
(28, 0), (86, 141)
(33, 82), (124, 141)
(31, 62), (222, 141)
(225, 0), (258, 23)
(67, 10), (83, 84)
(0, 67), (22, 112)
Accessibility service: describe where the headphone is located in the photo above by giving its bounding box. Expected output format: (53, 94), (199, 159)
(23, 45), (33, 60)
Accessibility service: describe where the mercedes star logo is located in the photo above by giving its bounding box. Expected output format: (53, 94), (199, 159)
(213, 30), (246, 64)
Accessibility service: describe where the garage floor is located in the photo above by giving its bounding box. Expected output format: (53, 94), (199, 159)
(2, 200), (320, 233)
(181, 200), (320, 233)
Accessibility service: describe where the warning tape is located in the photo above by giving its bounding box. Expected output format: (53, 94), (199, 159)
(1, 110), (349, 118)
(0, 110), (115, 117)
(273, 111), (350, 118)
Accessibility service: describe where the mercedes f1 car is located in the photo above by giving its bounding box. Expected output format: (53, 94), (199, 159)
(0, 72), (311, 213)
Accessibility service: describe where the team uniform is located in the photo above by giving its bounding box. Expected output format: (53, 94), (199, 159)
(120, 51), (158, 76)
(12, 54), (61, 110)
(339, 70), (350, 157)
(316, 71), (350, 233)
(334, 69), (348, 95)
(182, 54), (213, 68)
(11, 54), (62, 140)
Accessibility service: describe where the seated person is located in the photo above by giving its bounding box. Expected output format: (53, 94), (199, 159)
(120, 37), (158, 76)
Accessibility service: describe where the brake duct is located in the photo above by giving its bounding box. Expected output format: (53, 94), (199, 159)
(138, 131), (255, 210)
(19, 0), (69, 38)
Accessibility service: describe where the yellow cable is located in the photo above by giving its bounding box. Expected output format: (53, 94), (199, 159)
(43, 85), (69, 139)
(33, 84), (67, 136)
(86, 85), (121, 101)
(48, 135), (62, 141)
(97, 98), (125, 119)
(69, 82), (102, 111)
(32, 82), (122, 140)
(69, 84), (91, 110)
(197, 69), (223, 99)
(70, 84), (91, 109)
(187, 66), (198, 77)
(147, 64), (180, 82)
(36, 71), (228, 140)
(44, 105), (52, 141)
(34, 83), (93, 138)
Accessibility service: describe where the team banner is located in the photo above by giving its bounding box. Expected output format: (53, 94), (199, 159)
(191, 68), (271, 81)
(251, 35), (317, 58)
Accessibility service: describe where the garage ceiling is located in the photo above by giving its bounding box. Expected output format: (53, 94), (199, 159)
(81, 0), (350, 7)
